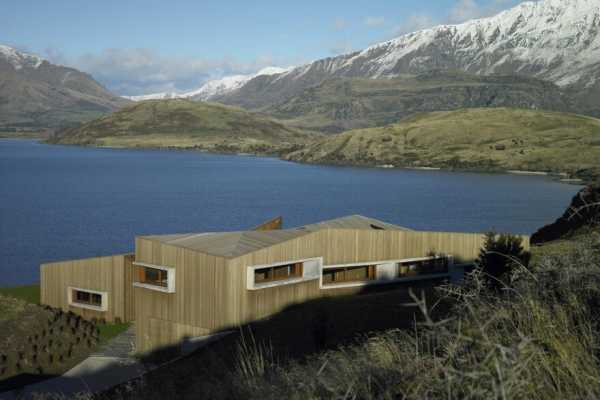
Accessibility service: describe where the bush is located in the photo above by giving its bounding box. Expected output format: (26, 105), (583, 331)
(476, 231), (531, 289)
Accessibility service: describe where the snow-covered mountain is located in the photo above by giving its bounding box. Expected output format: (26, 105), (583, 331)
(0, 44), (128, 129)
(123, 66), (292, 102)
(217, 0), (600, 115)
(0, 45), (44, 70)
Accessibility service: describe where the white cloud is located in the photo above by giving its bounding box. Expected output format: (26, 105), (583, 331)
(46, 48), (286, 96)
(334, 17), (348, 30)
(365, 16), (386, 27)
(449, 0), (482, 23)
(392, 14), (437, 36)
(329, 40), (355, 56)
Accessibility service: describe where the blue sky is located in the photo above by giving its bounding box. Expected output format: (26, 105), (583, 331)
(2, 0), (522, 95)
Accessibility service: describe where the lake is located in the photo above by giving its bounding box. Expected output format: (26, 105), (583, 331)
(0, 139), (581, 287)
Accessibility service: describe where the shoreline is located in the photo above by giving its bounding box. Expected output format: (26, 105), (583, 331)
(23, 139), (593, 186)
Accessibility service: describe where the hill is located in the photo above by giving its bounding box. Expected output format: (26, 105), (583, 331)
(216, 0), (600, 118)
(0, 44), (128, 130)
(49, 99), (317, 154)
(263, 72), (573, 133)
(283, 108), (600, 181)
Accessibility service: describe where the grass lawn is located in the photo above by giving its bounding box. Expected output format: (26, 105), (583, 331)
(0, 284), (40, 304)
(98, 322), (131, 343)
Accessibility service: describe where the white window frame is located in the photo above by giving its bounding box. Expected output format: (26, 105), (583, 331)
(68, 286), (109, 312)
(320, 255), (454, 290)
(247, 257), (323, 290)
(133, 261), (176, 293)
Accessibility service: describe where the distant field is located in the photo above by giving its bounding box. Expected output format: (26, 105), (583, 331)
(285, 108), (600, 181)
(0, 284), (40, 304)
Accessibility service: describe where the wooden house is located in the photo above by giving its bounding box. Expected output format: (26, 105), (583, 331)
(40, 215), (527, 353)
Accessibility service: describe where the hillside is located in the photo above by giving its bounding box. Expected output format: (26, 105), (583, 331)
(284, 108), (600, 180)
(49, 99), (316, 154)
(216, 0), (600, 117)
(263, 72), (573, 133)
(0, 45), (128, 130)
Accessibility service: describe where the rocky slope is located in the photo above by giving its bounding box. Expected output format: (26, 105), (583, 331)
(216, 0), (600, 117)
(264, 71), (574, 133)
(49, 99), (316, 155)
(0, 45), (128, 130)
(531, 184), (600, 244)
(284, 108), (600, 180)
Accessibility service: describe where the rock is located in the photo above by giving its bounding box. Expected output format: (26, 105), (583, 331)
(531, 185), (600, 244)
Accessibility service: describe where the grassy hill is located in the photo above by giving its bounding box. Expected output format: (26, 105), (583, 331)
(262, 72), (573, 133)
(284, 108), (600, 181)
(49, 99), (317, 155)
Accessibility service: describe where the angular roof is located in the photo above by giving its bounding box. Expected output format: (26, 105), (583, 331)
(141, 215), (411, 258)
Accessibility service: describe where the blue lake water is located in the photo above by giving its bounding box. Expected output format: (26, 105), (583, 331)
(0, 139), (582, 287)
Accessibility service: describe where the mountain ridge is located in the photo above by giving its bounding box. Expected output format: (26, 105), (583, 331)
(0, 44), (129, 130)
(215, 0), (600, 116)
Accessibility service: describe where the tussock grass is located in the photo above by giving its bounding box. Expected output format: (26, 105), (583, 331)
(226, 234), (600, 399)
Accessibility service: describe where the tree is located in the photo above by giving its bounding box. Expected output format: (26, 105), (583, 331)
(476, 232), (531, 289)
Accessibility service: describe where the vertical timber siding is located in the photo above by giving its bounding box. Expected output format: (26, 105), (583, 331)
(40, 254), (135, 323)
(130, 229), (530, 353)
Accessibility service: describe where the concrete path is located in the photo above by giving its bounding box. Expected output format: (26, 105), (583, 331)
(0, 327), (233, 399)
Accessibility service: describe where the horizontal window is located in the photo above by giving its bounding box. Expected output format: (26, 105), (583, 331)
(322, 265), (376, 285)
(254, 262), (303, 284)
(321, 256), (453, 289)
(133, 262), (176, 293)
(136, 265), (169, 287)
(398, 257), (449, 277)
(247, 258), (322, 290)
(68, 287), (107, 311)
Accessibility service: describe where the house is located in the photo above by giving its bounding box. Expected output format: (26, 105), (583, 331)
(40, 215), (527, 353)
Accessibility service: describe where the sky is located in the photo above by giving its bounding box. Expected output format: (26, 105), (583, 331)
(2, 0), (523, 95)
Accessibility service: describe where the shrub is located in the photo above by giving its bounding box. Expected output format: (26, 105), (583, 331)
(476, 231), (531, 289)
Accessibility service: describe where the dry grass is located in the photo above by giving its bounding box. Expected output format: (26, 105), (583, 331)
(225, 233), (600, 399)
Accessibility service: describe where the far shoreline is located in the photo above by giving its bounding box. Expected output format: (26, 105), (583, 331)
(14, 138), (589, 186)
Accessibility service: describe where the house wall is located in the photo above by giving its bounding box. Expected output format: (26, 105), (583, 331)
(132, 229), (529, 353)
(133, 237), (228, 353)
(40, 254), (135, 323)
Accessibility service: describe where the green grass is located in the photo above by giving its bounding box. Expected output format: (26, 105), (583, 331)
(285, 107), (600, 181)
(0, 284), (40, 304)
(265, 72), (573, 133)
(49, 99), (318, 154)
(98, 322), (131, 343)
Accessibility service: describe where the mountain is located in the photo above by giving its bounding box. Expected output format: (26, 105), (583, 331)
(49, 99), (316, 155)
(216, 0), (600, 117)
(0, 45), (128, 130)
(284, 108), (600, 181)
(263, 71), (574, 133)
(123, 67), (293, 102)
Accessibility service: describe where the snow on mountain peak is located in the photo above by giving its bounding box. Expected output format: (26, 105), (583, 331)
(0, 44), (44, 70)
(339, 0), (600, 86)
(124, 66), (294, 102)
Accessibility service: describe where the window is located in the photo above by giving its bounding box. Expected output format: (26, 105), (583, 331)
(133, 262), (176, 293)
(254, 262), (303, 284)
(322, 265), (376, 285)
(247, 258), (322, 290)
(398, 257), (449, 277)
(136, 266), (169, 287)
(68, 287), (107, 311)
(74, 290), (102, 307)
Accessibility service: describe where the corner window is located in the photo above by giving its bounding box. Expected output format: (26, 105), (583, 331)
(68, 287), (107, 311)
(398, 257), (449, 277)
(133, 262), (176, 293)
